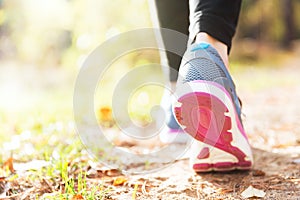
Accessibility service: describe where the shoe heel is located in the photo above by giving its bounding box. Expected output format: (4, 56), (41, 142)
(173, 81), (253, 170)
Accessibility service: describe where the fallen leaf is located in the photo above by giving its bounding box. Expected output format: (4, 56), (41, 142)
(99, 107), (112, 120)
(252, 169), (266, 176)
(241, 186), (266, 198)
(113, 177), (127, 186)
(72, 194), (84, 200)
(2, 158), (14, 173)
(98, 107), (114, 127)
(106, 169), (122, 177)
(114, 141), (136, 147)
(219, 188), (233, 194)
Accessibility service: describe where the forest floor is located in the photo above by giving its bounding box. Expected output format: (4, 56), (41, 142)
(0, 50), (300, 199)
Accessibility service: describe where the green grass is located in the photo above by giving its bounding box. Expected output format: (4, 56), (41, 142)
(0, 85), (111, 198)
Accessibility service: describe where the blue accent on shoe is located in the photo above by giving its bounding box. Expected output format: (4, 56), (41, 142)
(191, 43), (210, 51)
(166, 105), (182, 130)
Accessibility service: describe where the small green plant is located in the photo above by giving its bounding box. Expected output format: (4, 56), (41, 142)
(51, 161), (109, 199)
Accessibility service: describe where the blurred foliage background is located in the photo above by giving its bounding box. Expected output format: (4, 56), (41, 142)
(232, 0), (300, 63)
(0, 0), (299, 126)
(0, 0), (153, 68)
(0, 0), (299, 66)
(1, 0), (300, 67)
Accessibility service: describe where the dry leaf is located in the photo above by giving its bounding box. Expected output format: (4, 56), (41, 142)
(71, 194), (84, 200)
(3, 158), (14, 173)
(106, 169), (122, 177)
(87, 162), (122, 178)
(252, 169), (266, 176)
(99, 107), (111, 120)
(113, 177), (127, 186)
(241, 186), (266, 198)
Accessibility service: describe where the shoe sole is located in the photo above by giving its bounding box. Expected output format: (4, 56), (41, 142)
(173, 80), (253, 172)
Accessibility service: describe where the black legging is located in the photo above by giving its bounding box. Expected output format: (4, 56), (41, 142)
(154, 0), (242, 81)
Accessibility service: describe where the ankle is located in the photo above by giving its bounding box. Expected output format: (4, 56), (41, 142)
(195, 32), (229, 69)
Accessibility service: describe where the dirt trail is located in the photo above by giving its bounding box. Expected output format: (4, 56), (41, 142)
(107, 62), (300, 199)
(1, 58), (300, 199)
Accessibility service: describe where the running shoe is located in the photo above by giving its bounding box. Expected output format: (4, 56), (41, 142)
(173, 43), (253, 172)
(158, 88), (190, 144)
(159, 106), (190, 144)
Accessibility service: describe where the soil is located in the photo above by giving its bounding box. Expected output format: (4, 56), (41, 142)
(104, 63), (300, 199)
(1, 56), (300, 199)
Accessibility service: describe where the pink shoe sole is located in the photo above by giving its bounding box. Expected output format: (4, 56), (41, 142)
(193, 161), (252, 172)
(174, 81), (253, 172)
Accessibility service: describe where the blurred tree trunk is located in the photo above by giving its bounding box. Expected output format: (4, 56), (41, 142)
(282, 0), (295, 49)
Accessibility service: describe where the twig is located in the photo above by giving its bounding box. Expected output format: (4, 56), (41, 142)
(141, 181), (147, 195)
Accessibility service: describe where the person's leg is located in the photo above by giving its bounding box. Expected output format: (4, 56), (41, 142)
(150, 0), (191, 143)
(173, 0), (253, 172)
(152, 0), (189, 82)
(189, 0), (242, 68)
